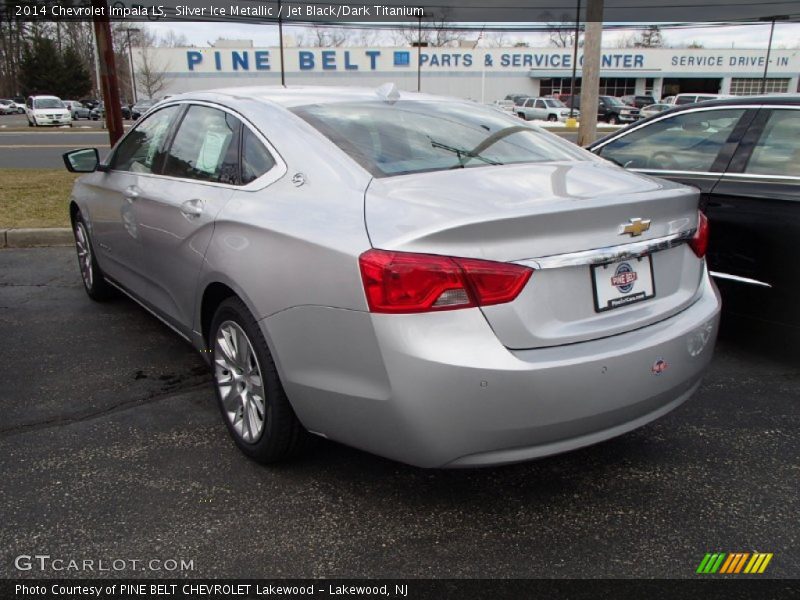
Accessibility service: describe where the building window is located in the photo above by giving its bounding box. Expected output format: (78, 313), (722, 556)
(599, 78), (636, 97)
(730, 78), (790, 95)
(644, 78), (655, 94)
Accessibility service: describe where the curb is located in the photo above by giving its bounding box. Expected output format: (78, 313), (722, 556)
(1, 228), (73, 248)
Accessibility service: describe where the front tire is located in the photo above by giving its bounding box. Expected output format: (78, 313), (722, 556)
(72, 213), (114, 301)
(547, 114), (558, 122)
(608, 114), (619, 125)
(210, 297), (315, 463)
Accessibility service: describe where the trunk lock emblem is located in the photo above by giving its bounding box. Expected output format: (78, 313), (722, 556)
(621, 218), (651, 237)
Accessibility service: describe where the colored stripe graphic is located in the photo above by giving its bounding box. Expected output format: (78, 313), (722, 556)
(698, 552), (772, 574)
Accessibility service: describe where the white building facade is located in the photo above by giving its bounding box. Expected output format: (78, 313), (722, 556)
(134, 45), (800, 101)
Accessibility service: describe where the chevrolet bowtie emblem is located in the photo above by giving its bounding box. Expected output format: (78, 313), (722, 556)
(621, 218), (651, 237)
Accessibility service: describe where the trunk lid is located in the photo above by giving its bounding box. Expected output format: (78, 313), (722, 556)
(364, 160), (703, 349)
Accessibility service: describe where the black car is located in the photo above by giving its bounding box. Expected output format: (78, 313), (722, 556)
(130, 99), (156, 120)
(588, 94), (800, 329)
(560, 94), (640, 124)
(620, 94), (656, 109)
(90, 102), (131, 120)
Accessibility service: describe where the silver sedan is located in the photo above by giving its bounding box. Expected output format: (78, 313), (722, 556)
(63, 86), (720, 468)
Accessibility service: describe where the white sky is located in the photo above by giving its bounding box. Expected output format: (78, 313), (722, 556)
(145, 22), (800, 49)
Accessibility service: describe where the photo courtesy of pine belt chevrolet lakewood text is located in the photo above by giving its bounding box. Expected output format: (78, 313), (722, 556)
(62, 85), (720, 468)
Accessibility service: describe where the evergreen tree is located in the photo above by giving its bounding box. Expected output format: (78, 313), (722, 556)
(59, 45), (92, 99)
(20, 37), (63, 96)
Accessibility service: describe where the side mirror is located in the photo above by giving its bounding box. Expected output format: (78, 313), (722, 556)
(63, 148), (101, 173)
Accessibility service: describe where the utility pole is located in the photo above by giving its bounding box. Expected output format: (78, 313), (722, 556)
(577, 0), (603, 147)
(91, 0), (124, 146)
(759, 16), (789, 94)
(125, 27), (140, 104)
(278, 0), (286, 86)
(568, 0), (581, 121)
(417, 14), (422, 92)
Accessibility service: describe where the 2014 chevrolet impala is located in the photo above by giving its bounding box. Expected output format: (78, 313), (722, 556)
(63, 86), (720, 468)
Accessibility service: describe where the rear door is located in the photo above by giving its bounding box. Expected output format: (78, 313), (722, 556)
(703, 106), (800, 321)
(134, 103), (242, 334)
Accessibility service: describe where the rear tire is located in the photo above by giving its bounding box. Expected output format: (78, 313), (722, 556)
(547, 114), (558, 122)
(210, 297), (316, 463)
(72, 212), (115, 301)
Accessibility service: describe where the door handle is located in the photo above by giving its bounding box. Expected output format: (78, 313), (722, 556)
(180, 198), (204, 217)
(123, 185), (140, 201)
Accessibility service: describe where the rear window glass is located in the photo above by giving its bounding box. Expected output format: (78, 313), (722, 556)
(291, 101), (587, 177)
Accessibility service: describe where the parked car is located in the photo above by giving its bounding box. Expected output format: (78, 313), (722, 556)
(561, 95), (640, 124)
(620, 95), (657, 109)
(80, 98), (100, 110)
(63, 100), (92, 120)
(588, 94), (800, 328)
(0, 99), (16, 114)
(131, 98), (156, 120)
(25, 95), (72, 127)
(487, 99), (515, 115)
(514, 97), (579, 122)
(0, 98), (24, 114)
(62, 87), (719, 468)
(90, 101), (131, 120)
(639, 103), (673, 119)
(673, 93), (732, 106)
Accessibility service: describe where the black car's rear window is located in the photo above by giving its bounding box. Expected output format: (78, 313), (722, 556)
(291, 100), (586, 177)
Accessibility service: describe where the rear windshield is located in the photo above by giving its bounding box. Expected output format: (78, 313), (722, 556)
(291, 100), (586, 177)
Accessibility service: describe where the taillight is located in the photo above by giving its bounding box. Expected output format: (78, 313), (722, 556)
(690, 211), (709, 258)
(359, 249), (533, 314)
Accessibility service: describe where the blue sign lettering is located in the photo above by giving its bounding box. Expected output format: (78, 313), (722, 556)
(299, 51), (314, 70)
(187, 51), (202, 70)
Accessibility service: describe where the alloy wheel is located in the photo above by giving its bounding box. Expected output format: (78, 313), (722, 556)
(213, 321), (267, 443)
(74, 221), (93, 289)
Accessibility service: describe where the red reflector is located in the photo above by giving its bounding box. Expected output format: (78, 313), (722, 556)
(359, 249), (533, 314)
(690, 211), (709, 258)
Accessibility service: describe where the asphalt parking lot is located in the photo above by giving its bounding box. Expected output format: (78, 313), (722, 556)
(0, 246), (798, 579)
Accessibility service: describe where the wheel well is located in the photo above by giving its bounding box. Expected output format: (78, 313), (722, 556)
(69, 201), (80, 225)
(201, 282), (237, 345)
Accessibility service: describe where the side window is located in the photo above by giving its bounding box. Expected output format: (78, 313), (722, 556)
(598, 109), (745, 171)
(535, 100), (546, 109)
(163, 105), (240, 184)
(241, 127), (276, 185)
(110, 105), (180, 173)
(744, 110), (800, 177)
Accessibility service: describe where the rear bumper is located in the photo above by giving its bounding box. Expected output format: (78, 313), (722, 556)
(266, 272), (720, 468)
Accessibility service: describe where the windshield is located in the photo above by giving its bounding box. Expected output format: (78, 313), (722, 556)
(136, 100), (155, 107)
(34, 98), (64, 109)
(292, 101), (586, 177)
(544, 99), (566, 108)
(603, 97), (627, 107)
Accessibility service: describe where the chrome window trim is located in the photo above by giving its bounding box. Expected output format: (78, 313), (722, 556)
(720, 172), (800, 182)
(630, 168), (720, 177)
(105, 99), (287, 192)
(516, 230), (695, 270)
(709, 271), (772, 288)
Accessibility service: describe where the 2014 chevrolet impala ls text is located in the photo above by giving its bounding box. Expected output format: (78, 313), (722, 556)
(63, 85), (720, 468)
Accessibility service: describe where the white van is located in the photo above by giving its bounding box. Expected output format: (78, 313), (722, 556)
(672, 93), (732, 106)
(25, 95), (72, 127)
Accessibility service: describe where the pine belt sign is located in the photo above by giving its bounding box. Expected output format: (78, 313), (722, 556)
(172, 47), (800, 75)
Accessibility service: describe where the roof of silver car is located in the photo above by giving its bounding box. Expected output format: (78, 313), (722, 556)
(179, 85), (457, 108)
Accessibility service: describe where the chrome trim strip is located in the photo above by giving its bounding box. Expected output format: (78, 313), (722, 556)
(517, 230), (695, 270)
(103, 278), (193, 342)
(630, 168), (720, 177)
(709, 271), (772, 288)
(720, 172), (800, 182)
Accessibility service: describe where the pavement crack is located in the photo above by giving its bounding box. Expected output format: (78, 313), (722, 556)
(0, 380), (211, 440)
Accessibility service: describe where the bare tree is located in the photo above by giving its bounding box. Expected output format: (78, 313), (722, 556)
(136, 47), (169, 99)
(157, 30), (189, 48)
(633, 26), (664, 48)
(296, 25), (352, 47)
(389, 11), (465, 47)
(483, 32), (511, 48)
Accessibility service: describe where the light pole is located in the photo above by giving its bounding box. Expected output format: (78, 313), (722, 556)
(125, 27), (141, 104)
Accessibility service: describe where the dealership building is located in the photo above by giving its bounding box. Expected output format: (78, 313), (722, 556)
(134, 43), (800, 102)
